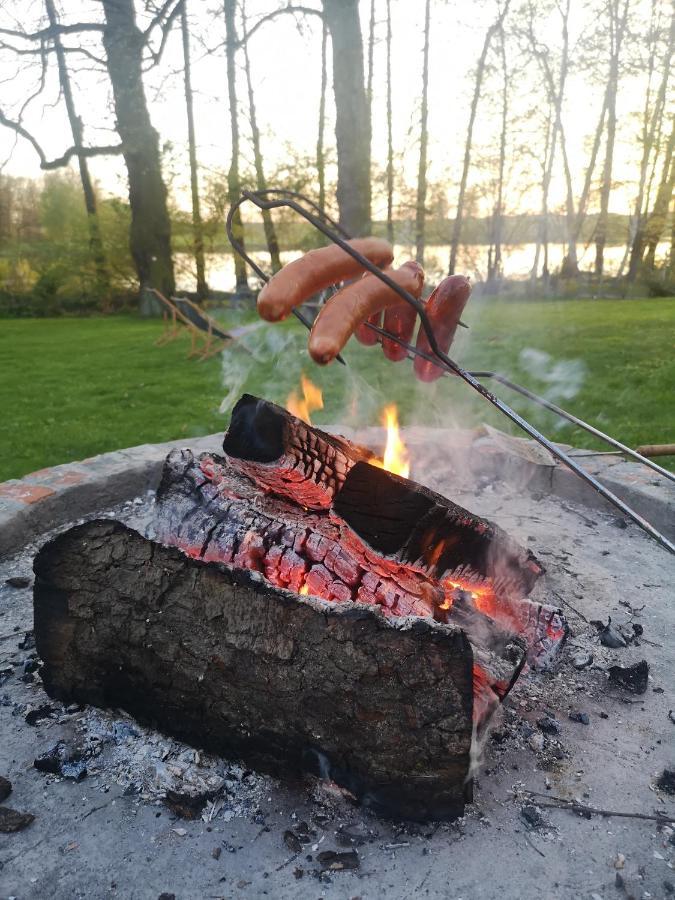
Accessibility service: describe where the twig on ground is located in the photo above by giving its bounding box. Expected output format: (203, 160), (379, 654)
(523, 791), (673, 824)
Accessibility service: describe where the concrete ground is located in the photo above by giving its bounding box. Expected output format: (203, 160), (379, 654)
(1, 429), (673, 900)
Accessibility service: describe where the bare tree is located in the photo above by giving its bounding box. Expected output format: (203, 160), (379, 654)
(366, 0), (375, 168)
(414, 0), (431, 265)
(44, 0), (110, 298)
(642, 116), (675, 269)
(180, 0), (208, 298)
(241, 0), (281, 272)
(321, 0), (371, 235)
(317, 18), (328, 214)
(448, 0), (511, 275)
(101, 0), (177, 312)
(627, 2), (674, 280)
(487, 24), (508, 291)
(385, 0), (394, 245)
(224, 0), (249, 295)
(594, 0), (630, 279)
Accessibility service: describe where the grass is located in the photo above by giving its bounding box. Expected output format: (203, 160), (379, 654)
(0, 296), (673, 482)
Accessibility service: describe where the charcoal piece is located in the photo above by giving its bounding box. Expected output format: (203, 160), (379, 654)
(657, 769), (675, 795)
(598, 619), (627, 648)
(607, 660), (649, 695)
(163, 789), (211, 819)
(0, 776), (11, 802)
(316, 849), (360, 871)
(25, 703), (56, 726)
(18, 632), (35, 651)
(568, 711), (590, 725)
(34, 741), (86, 779)
(520, 804), (546, 829)
(33, 519), (476, 821)
(0, 806), (35, 833)
(5, 576), (31, 588)
(537, 715), (561, 735)
(284, 830), (303, 853)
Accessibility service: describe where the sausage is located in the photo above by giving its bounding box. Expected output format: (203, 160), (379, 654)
(308, 263), (424, 365)
(354, 311), (383, 346)
(413, 275), (471, 382)
(257, 238), (393, 322)
(382, 261), (425, 361)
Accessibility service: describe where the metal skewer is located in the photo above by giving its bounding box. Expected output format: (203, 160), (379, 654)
(226, 189), (675, 556)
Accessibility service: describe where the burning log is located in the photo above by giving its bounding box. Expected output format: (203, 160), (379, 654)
(34, 520), (475, 821)
(32, 394), (566, 820)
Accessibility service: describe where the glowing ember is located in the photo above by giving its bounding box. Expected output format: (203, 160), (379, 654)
(286, 374), (323, 424)
(299, 583), (309, 595)
(371, 404), (410, 478)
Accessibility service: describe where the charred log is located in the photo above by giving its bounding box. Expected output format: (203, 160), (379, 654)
(222, 393), (376, 510)
(34, 520), (475, 821)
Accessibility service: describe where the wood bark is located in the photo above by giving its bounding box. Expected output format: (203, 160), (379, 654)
(180, 0), (208, 298)
(241, 1), (281, 273)
(45, 0), (110, 299)
(224, 0), (250, 295)
(321, 0), (371, 236)
(385, 0), (394, 245)
(101, 0), (175, 314)
(448, 0), (510, 276)
(414, 0), (431, 266)
(34, 519), (475, 821)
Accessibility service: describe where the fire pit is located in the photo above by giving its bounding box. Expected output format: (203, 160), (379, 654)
(30, 394), (569, 821)
(1, 418), (673, 898)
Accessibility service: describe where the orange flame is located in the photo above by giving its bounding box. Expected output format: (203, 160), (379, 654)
(286, 374), (323, 424)
(372, 404), (410, 478)
(299, 583), (309, 596)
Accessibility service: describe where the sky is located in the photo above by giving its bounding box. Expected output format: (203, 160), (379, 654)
(0, 0), (672, 222)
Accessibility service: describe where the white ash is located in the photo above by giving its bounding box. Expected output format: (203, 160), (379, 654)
(75, 707), (273, 821)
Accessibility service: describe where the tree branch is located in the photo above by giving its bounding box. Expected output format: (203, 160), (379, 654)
(0, 108), (122, 170)
(144, 0), (184, 68)
(238, 5), (323, 48)
(0, 23), (104, 42)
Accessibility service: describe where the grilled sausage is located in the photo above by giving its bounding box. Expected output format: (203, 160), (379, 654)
(308, 263), (425, 365)
(413, 275), (471, 382)
(257, 238), (393, 322)
(382, 261), (425, 361)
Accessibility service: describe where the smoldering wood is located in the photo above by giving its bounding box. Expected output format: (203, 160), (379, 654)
(34, 519), (475, 821)
(154, 446), (531, 722)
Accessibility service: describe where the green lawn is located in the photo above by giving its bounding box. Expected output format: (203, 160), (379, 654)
(0, 297), (673, 482)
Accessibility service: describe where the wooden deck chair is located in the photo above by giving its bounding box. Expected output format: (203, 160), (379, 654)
(150, 289), (259, 360)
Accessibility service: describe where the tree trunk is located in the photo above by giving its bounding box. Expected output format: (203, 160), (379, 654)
(101, 0), (175, 314)
(224, 0), (250, 295)
(415, 0), (431, 265)
(241, 1), (281, 273)
(627, 4), (674, 281)
(180, 0), (208, 298)
(385, 0), (394, 245)
(366, 0), (375, 170)
(45, 0), (110, 300)
(321, 0), (371, 236)
(317, 19), (328, 215)
(448, 0), (510, 275)
(642, 119), (675, 269)
(572, 88), (608, 247)
(487, 26), (507, 292)
(595, 0), (629, 280)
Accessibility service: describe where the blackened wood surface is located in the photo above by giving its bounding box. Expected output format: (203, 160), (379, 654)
(33, 520), (474, 821)
(222, 394), (376, 510)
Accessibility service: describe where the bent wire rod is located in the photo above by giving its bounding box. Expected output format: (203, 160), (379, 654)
(227, 189), (675, 555)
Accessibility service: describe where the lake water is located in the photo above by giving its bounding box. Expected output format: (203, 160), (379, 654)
(174, 241), (670, 293)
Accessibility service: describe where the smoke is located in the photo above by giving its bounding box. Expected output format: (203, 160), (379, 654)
(518, 347), (586, 403)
